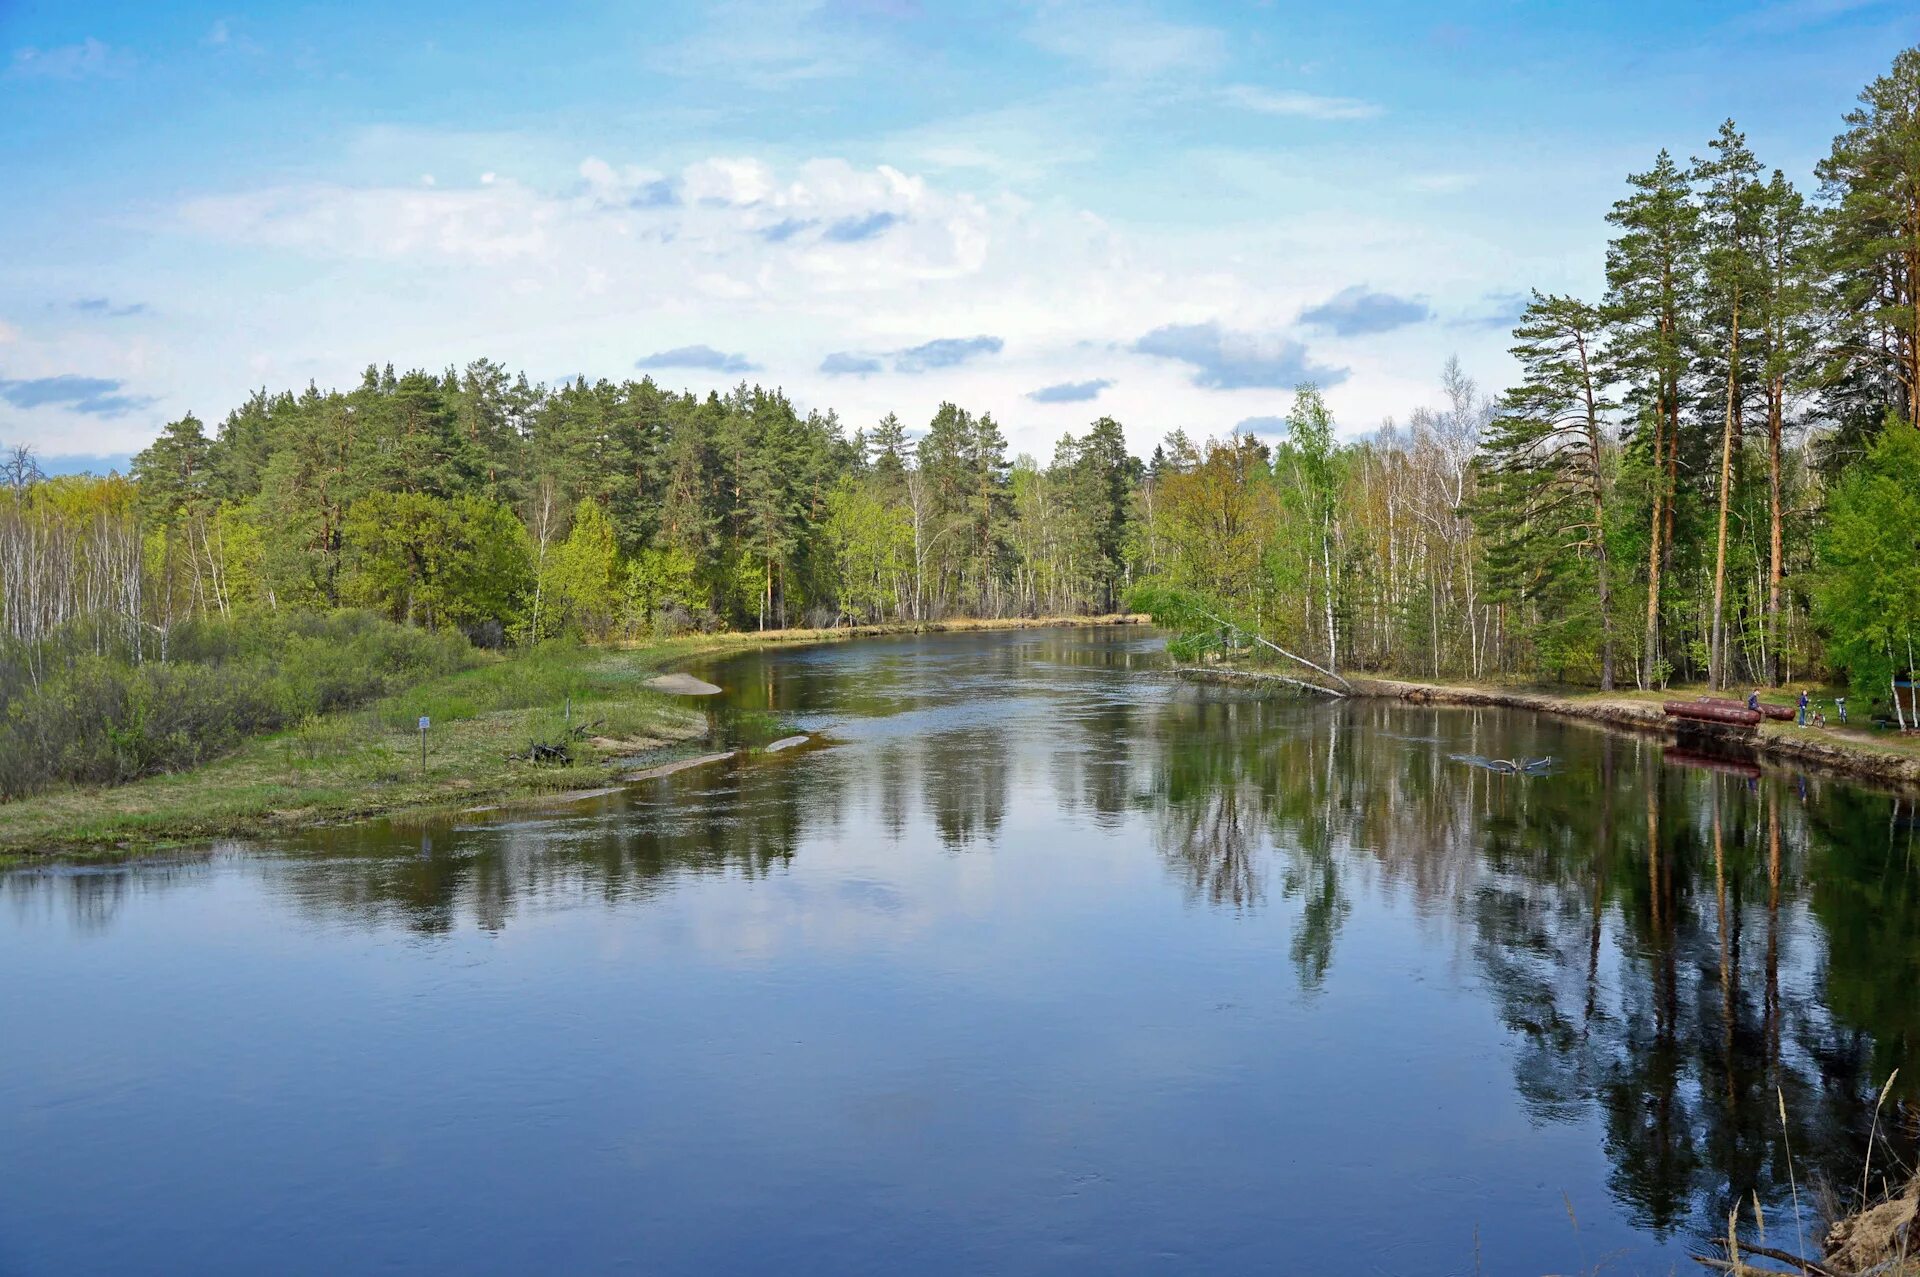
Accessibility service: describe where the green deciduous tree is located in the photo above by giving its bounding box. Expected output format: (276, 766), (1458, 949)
(548, 498), (623, 639)
(341, 492), (530, 632)
(1812, 418), (1920, 711)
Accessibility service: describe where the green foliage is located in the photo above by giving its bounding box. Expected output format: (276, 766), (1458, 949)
(1813, 419), (1920, 700)
(625, 545), (704, 633)
(1816, 46), (1920, 431)
(547, 498), (623, 638)
(824, 476), (911, 623)
(1475, 293), (1619, 682)
(340, 491), (532, 631)
(1125, 581), (1230, 660)
(0, 611), (475, 799)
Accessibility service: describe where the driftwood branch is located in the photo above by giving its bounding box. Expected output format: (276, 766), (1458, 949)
(1692, 1240), (1851, 1277)
(1197, 608), (1352, 692)
(1245, 670), (1346, 697)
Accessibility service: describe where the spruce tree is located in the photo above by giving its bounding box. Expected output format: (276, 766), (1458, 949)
(1476, 293), (1618, 686)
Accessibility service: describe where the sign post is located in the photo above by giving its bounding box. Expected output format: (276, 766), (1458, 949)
(418, 715), (430, 769)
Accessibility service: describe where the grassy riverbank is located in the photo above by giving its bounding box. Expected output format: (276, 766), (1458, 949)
(0, 614), (1147, 859)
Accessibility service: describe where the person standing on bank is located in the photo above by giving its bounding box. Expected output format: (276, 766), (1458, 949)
(1798, 689), (1810, 726)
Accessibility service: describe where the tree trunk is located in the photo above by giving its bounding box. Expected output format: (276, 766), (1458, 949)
(1322, 517), (1337, 674)
(1767, 378), (1785, 686)
(1709, 291), (1740, 690)
(1642, 403), (1666, 686)
(1577, 333), (1614, 690)
(1592, 468), (1614, 691)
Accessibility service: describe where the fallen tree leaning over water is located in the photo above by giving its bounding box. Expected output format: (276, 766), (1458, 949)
(1128, 583), (1350, 696)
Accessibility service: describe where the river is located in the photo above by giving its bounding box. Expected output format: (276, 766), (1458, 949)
(3, 626), (1915, 1274)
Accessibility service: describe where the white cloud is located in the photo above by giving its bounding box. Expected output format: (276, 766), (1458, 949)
(172, 157), (993, 290)
(682, 157), (779, 207)
(887, 99), (1104, 181)
(6, 37), (128, 80)
(138, 146), (1539, 461)
(178, 181), (558, 263)
(1224, 85), (1384, 121)
(203, 19), (264, 55)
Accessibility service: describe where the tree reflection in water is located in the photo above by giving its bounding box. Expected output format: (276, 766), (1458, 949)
(9, 629), (1918, 1255)
(1142, 686), (1919, 1242)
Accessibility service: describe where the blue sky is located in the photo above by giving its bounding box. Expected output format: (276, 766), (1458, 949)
(3, 0), (1916, 468)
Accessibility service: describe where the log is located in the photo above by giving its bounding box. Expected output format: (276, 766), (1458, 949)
(1664, 701), (1762, 726)
(1697, 695), (1795, 722)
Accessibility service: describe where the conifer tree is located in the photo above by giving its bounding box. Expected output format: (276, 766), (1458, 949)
(1693, 119), (1766, 688)
(1476, 294), (1618, 686)
(1606, 151), (1700, 686)
(1754, 170), (1817, 683)
(1817, 47), (1920, 432)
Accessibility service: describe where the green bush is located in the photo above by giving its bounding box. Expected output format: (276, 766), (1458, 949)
(0, 610), (478, 800)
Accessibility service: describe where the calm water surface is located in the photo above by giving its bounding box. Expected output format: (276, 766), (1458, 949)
(5, 628), (1917, 1275)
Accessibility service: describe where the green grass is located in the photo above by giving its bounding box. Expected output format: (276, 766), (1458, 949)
(0, 637), (735, 857)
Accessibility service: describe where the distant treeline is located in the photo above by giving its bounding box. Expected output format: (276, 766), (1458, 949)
(5, 46), (1920, 712)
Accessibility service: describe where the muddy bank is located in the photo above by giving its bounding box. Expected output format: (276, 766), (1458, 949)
(646, 672), (724, 695)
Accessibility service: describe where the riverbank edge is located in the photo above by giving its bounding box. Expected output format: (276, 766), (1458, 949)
(0, 614), (1149, 862)
(607, 612), (1152, 653)
(1177, 666), (1920, 789)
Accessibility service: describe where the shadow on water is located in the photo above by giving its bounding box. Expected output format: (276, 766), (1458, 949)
(5, 626), (1920, 1270)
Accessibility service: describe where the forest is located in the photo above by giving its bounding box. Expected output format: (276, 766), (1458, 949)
(4, 46), (1920, 797)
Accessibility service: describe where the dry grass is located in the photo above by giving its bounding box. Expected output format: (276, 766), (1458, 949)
(604, 612), (1150, 651)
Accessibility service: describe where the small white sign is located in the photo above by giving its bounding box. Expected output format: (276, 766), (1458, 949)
(418, 716), (430, 731)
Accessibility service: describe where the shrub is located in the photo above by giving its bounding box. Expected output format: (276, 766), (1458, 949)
(0, 610), (479, 800)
